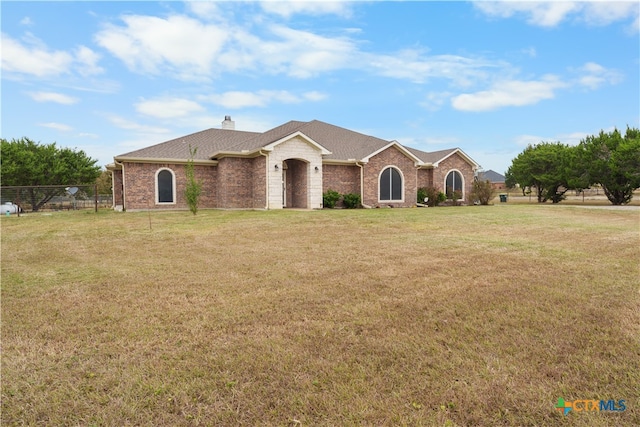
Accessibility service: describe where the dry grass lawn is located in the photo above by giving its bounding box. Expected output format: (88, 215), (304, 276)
(1, 205), (639, 426)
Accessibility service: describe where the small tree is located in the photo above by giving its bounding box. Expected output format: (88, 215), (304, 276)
(185, 145), (202, 215)
(470, 179), (496, 205)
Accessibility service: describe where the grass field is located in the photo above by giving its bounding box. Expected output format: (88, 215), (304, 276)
(1, 205), (639, 426)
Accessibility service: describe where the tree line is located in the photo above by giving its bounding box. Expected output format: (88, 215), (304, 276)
(1, 137), (104, 211)
(505, 127), (640, 205)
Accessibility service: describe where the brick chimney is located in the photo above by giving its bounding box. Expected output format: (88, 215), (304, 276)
(221, 115), (235, 130)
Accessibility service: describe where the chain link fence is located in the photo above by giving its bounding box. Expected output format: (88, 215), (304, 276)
(1, 185), (112, 214)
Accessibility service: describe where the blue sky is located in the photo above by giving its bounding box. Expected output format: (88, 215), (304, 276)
(2, 1), (638, 174)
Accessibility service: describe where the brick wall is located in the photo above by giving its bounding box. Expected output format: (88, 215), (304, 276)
(363, 146), (417, 208)
(431, 152), (476, 201)
(216, 157), (256, 209)
(251, 155), (267, 209)
(322, 164), (360, 195)
(123, 162), (217, 210)
(417, 168), (433, 190)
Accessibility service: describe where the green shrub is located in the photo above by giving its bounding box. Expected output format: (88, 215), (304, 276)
(417, 187), (428, 204)
(342, 193), (361, 209)
(423, 186), (446, 207)
(322, 189), (340, 208)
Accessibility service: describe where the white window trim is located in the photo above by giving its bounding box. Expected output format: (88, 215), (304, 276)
(444, 169), (465, 200)
(378, 165), (405, 203)
(155, 168), (177, 205)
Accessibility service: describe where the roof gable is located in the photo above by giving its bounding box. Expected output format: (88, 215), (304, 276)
(262, 131), (332, 155)
(432, 148), (480, 169)
(361, 140), (423, 165)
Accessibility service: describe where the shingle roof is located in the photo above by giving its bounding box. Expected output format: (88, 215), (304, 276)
(297, 120), (391, 160)
(478, 169), (506, 182)
(405, 147), (457, 165)
(115, 128), (261, 161)
(114, 119), (475, 167)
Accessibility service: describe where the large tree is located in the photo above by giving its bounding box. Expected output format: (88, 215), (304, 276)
(505, 142), (581, 203)
(0, 138), (101, 211)
(577, 127), (640, 205)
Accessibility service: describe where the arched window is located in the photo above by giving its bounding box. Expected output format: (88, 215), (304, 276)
(156, 168), (175, 204)
(380, 166), (403, 201)
(445, 170), (463, 198)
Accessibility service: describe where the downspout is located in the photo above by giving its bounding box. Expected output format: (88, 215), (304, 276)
(356, 161), (372, 209)
(415, 164), (422, 207)
(115, 159), (125, 210)
(258, 150), (269, 210)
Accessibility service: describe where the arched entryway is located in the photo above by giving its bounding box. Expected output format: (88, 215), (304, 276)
(282, 159), (308, 208)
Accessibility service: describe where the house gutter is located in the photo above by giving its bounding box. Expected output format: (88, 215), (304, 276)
(114, 159), (125, 210)
(258, 150), (269, 210)
(356, 161), (372, 209)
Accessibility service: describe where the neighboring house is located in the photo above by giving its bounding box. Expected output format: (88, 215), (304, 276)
(477, 169), (506, 190)
(108, 117), (480, 210)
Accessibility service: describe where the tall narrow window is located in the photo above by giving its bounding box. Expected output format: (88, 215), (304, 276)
(380, 166), (403, 201)
(157, 169), (175, 203)
(445, 170), (463, 198)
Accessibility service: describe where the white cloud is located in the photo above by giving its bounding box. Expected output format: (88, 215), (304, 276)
(364, 50), (505, 86)
(1, 33), (73, 76)
(1, 33), (103, 78)
(106, 115), (171, 134)
(420, 91), (452, 112)
(303, 91), (328, 101)
(474, 1), (579, 27)
(93, 10), (514, 86)
(77, 132), (99, 139)
(20, 17), (33, 26)
(474, 1), (639, 29)
(75, 45), (104, 76)
(260, 1), (354, 18)
(39, 122), (73, 132)
(451, 76), (567, 112)
(263, 25), (357, 78)
(29, 91), (79, 105)
(135, 97), (205, 119)
(578, 1), (639, 27)
(206, 89), (323, 109)
(94, 14), (229, 80)
(513, 131), (589, 147)
(185, 1), (223, 20)
(575, 62), (623, 89)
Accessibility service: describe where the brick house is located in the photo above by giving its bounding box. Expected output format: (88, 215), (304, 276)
(108, 117), (480, 210)
(477, 169), (506, 190)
